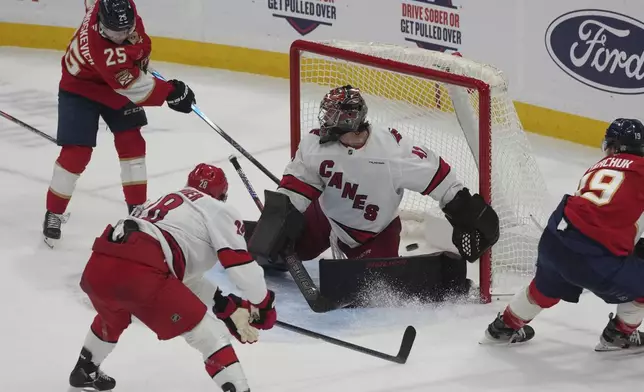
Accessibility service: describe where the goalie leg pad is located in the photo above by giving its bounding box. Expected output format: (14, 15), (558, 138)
(442, 188), (499, 262)
(319, 252), (469, 305)
(248, 190), (306, 261)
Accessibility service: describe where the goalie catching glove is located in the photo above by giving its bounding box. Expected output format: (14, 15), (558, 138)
(442, 187), (500, 262)
(212, 289), (277, 344)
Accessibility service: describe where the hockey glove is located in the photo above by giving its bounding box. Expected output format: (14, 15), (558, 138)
(249, 290), (277, 330)
(212, 289), (259, 344)
(442, 187), (499, 262)
(166, 80), (196, 114)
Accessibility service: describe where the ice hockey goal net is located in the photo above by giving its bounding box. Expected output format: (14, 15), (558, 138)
(289, 39), (549, 302)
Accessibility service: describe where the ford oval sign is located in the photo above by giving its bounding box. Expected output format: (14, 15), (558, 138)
(545, 9), (644, 95)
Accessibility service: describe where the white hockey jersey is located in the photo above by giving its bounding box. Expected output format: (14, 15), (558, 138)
(277, 126), (464, 248)
(122, 187), (267, 305)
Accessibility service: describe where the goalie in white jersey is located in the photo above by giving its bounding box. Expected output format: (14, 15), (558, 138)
(67, 163), (276, 392)
(249, 85), (500, 281)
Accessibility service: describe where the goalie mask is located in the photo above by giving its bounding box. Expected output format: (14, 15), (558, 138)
(318, 85), (369, 144)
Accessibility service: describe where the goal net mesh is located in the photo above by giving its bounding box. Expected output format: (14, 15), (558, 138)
(292, 40), (549, 296)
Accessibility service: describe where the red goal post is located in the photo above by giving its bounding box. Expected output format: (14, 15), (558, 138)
(289, 39), (548, 303)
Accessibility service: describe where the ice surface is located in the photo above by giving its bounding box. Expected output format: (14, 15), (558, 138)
(1, 47), (641, 392)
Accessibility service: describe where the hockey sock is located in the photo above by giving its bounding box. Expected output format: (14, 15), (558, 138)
(82, 318), (120, 365)
(614, 298), (644, 334)
(114, 129), (147, 206)
(183, 316), (250, 392)
(503, 279), (559, 330)
(46, 145), (93, 214)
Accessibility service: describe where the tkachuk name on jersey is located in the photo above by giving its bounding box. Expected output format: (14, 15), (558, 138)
(589, 157), (633, 171)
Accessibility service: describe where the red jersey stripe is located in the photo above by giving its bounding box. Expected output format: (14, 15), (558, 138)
(217, 248), (254, 269)
(331, 218), (378, 244)
(279, 174), (322, 201)
(422, 158), (451, 196)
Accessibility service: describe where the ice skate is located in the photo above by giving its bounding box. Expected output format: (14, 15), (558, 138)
(43, 210), (69, 248)
(595, 313), (644, 353)
(69, 348), (115, 391)
(481, 313), (535, 345)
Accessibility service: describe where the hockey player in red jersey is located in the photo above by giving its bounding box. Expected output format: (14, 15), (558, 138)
(67, 163), (276, 392)
(484, 118), (644, 352)
(248, 85), (499, 298)
(43, 0), (196, 247)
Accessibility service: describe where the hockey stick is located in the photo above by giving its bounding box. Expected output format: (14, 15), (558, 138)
(149, 69), (281, 185)
(228, 155), (346, 313)
(0, 109), (57, 144)
(230, 153), (416, 363)
(228, 154), (265, 211)
(276, 321), (416, 364)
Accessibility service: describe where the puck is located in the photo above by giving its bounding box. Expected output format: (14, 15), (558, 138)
(405, 243), (419, 251)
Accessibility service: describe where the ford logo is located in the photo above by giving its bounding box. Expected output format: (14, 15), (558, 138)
(545, 9), (644, 95)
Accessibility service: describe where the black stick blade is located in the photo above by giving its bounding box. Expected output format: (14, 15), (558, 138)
(394, 326), (417, 364)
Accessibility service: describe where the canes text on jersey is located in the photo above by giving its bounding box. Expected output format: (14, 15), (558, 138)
(319, 160), (380, 221)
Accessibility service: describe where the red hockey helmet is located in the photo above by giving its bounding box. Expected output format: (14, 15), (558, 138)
(187, 163), (228, 201)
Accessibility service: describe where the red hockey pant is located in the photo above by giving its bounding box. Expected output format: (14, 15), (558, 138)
(80, 226), (206, 342)
(295, 200), (402, 260)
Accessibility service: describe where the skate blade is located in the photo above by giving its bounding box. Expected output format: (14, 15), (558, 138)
(479, 330), (511, 345)
(43, 236), (57, 249)
(479, 330), (530, 346)
(67, 387), (113, 392)
(595, 341), (644, 355)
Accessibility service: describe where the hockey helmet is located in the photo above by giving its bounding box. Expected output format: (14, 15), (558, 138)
(602, 118), (644, 156)
(187, 163), (229, 201)
(318, 85), (369, 144)
(98, 0), (136, 44)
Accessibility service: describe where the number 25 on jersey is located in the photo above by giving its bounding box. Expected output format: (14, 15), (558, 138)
(575, 168), (625, 206)
(64, 35), (127, 76)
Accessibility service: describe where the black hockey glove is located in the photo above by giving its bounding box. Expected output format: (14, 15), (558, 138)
(166, 80), (195, 114)
(635, 238), (644, 259)
(442, 187), (499, 262)
(248, 190), (305, 262)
